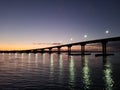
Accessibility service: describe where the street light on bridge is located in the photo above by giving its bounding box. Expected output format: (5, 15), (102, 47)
(105, 30), (109, 34)
(105, 30), (110, 38)
(84, 35), (88, 38)
(70, 37), (73, 43)
(83, 34), (88, 41)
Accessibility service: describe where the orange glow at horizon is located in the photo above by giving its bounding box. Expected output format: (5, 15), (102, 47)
(0, 44), (114, 51)
(0, 44), (53, 50)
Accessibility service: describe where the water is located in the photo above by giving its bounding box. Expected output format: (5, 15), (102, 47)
(0, 52), (120, 90)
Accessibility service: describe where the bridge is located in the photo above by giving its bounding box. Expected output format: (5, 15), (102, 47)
(0, 36), (120, 56)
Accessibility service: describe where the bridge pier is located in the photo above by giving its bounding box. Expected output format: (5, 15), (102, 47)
(81, 43), (86, 55)
(102, 41), (107, 56)
(49, 48), (52, 54)
(32, 50), (37, 54)
(68, 45), (72, 55)
(95, 41), (114, 57)
(41, 49), (44, 53)
(57, 47), (61, 54)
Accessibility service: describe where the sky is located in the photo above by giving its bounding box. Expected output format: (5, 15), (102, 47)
(0, 0), (120, 50)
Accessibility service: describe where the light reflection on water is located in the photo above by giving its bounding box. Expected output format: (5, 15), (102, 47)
(0, 53), (119, 90)
(81, 56), (91, 89)
(103, 57), (114, 90)
(69, 56), (75, 90)
(50, 54), (54, 79)
(35, 54), (38, 67)
(59, 54), (63, 78)
(42, 53), (46, 65)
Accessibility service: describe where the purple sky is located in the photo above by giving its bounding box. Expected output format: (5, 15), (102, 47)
(0, 0), (120, 49)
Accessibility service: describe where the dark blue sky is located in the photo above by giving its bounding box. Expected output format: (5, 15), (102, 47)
(0, 0), (120, 49)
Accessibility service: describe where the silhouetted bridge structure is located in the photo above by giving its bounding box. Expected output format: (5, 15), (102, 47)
(0, 37), (120, 56)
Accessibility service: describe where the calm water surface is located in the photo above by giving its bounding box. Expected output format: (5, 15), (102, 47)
(0, 52), (120, 90)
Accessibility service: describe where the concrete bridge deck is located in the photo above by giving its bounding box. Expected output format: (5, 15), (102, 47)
(0, 36), (120, 56)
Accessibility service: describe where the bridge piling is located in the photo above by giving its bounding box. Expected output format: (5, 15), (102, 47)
(68, 45), (72, 55)
(57, 47), (61, 54)
(102, 41), (108, 56)
(49, 48), (52, 54)
(41, 49), (44, 53)
(81, 43), (86, 55)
